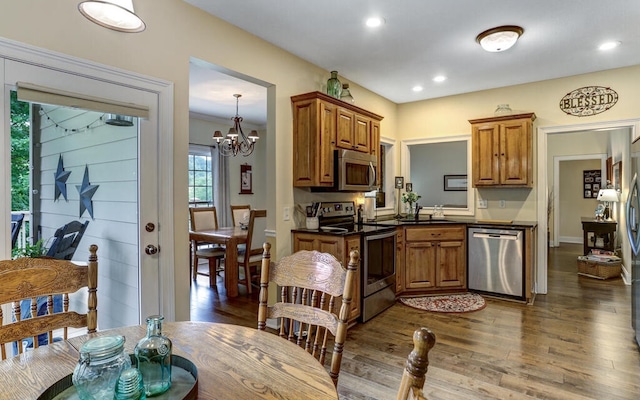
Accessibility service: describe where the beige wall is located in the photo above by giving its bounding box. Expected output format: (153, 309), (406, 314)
(559, 159), (601, 240)
(396, 66), (640, 222)
(0, 1), (397, 320)
(3, 2), (640, 317)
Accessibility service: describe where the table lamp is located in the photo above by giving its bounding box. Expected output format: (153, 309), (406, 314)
(596, 188), (620, 220)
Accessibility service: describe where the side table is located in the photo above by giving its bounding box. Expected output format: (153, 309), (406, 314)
(581, 217), (616, 255)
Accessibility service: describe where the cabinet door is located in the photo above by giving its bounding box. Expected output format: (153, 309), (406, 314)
(436, 240), (466, 288)
(319, 101), (336, 184)
(292, 99), (318, 186)
(336, 108), (356, 150)
(293, 233), (341, 257)
(345, 236), (361, 321)
(405, 242), (436, 289)
(500, 119), (531, 185)
(472, 123), (500, 186)
(354, 115), (371, 153)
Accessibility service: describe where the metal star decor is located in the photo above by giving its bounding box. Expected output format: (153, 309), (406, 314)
(76, 165), (99, 219)
(54, 155), (71, 201)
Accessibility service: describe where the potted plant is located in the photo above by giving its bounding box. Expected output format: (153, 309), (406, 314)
(401, 192), (421, 217)
(11, 238), (47, 259)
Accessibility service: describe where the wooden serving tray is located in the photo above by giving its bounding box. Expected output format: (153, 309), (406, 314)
(38, 355), (198, 400)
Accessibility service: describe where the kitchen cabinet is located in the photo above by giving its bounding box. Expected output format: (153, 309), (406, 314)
(370, 120), (381, 187)
(403, 225), (466, 293)
(292, 232), (361, 324)
(395, 227), (404, 293)
(291, 91), (383, 188)
(470, 113), (536, 188)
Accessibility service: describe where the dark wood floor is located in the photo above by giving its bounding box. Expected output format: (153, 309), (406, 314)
(190, 244), (640, 399)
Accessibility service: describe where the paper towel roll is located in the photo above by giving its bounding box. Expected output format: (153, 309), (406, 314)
(364, 197), (375, 220)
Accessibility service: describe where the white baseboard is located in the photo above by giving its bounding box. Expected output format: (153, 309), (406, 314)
(558, 236), (582, 244)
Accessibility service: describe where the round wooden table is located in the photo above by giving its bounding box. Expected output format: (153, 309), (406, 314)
(0, 321), (339, 400)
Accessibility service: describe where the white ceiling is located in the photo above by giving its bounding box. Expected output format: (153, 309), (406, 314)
(187, 0), (640, 125)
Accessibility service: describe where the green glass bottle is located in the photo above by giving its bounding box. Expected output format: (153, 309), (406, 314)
(134, 315), (172, 396)
(326, 70), (342, 99)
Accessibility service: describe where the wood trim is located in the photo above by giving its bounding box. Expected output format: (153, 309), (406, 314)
(291, 91), (383, 121)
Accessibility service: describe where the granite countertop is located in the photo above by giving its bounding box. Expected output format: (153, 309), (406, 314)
(363, 216), (538, 229)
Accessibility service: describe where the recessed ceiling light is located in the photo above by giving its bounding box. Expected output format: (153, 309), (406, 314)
(476, 25), (523, 52)
(365, 17), (384, 28)
(599, 41), (621, 51)
(433, 75), (447, 83)
(412, 86), (423, 92)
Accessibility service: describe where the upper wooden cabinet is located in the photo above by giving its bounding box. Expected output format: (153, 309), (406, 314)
(470, 113), (536, 188)
(292, 92), (382, 188)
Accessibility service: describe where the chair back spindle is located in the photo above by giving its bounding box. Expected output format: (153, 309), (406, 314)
(396, 327), (436, 400)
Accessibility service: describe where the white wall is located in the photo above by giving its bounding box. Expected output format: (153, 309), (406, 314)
(558, 159), (600, 242)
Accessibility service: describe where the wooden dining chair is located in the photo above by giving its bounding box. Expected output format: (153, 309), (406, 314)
(395, 327), (437, 400)
(189, 206), (225, 286)
(45, 220), (89, 260)
(0, 244), (98, 360)
(230, 204), (251, 227)
(237, 209), (267, 294)
(257, 242), (358, 387)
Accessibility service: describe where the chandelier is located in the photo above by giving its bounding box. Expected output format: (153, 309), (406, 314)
(213, 94), (259, 157)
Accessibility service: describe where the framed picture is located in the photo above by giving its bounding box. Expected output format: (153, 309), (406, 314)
(443, 175), (467, 191)
(405, 183), (413, 192)
(239, 164), (253, 194)
(395, 176), (404, 189)
(612, 161), (622, 190)
(583, 169), (600, 198)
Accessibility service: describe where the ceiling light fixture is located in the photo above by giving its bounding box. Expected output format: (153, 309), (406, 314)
(476, 25), (523, 52)
(599, 41), (621, 51)
(78, 0), (146, 33)
(433, 75), (447, 83)
(412, 86), (423, 92)
(365, 17), (384, 28)
(212, 94), (259, 157)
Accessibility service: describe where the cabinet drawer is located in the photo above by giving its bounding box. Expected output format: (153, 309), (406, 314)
(405, 225), (465, 241)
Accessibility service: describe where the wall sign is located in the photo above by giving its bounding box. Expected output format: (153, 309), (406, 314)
(559, 86), (618, 117)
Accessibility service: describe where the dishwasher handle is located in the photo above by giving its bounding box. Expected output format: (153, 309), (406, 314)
(472, 232), (520, 240)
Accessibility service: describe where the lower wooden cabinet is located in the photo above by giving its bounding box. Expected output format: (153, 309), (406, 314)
(403, 225), (466, 293)
(292, 232), (361, 324)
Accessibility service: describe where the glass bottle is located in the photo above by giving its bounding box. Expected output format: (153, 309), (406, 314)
(135, 315), (172, 396)
(494, 104), (512, 116)
(72, 335), (131, 400)
(326, 71), (342, 99)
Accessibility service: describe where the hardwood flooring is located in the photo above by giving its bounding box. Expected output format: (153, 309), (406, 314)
(190, 244), (640, 399)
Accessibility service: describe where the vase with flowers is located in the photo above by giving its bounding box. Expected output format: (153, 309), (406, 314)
(401, 192), (421, 217)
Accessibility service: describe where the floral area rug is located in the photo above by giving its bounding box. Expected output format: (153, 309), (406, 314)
(399, 293), (486, 313)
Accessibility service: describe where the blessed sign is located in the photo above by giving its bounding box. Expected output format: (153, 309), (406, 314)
(559, 86), (618, 117)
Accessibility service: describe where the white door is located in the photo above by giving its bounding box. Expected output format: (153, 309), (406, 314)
(2, 59), (163, 329)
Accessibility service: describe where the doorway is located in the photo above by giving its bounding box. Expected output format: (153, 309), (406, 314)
(1, 39), (174, 327)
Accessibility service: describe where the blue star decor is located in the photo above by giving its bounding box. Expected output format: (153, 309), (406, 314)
(54, 155), (71, 201)
(76, 165), (99, 219)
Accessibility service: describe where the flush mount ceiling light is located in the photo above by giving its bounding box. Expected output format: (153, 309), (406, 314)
(365, 17), (384, 28)
(476, 25), (523, 52)
(599, 41), (621, 51)
(78, 0), (146, 33)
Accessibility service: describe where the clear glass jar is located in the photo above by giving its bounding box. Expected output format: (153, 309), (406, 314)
(494, 104), (512, 116)
(326, 71), (342, 99)
(72, 335), (131, 400)
(135, 315), (172, 397)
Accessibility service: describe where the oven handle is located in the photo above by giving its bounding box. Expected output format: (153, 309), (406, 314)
(363, 229), (397, 242)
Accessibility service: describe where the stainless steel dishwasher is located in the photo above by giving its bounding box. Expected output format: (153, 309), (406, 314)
(467, 227), (525, 300)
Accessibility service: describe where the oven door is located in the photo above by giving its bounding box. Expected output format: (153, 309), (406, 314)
(363, 229), (396, 297)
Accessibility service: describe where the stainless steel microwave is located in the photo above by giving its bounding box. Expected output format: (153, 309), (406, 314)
(336, 149), (377, 192)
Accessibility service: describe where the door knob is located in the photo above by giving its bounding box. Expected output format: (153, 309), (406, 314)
(145, 244), (159, 255)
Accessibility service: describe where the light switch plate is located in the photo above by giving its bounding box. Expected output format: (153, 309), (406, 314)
(499, 200), (506, 208)
(478, 198), (488, 209)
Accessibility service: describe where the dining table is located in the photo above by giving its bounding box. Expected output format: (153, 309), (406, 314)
(189, 226), (248, 297)
(0, 321), (339, 400)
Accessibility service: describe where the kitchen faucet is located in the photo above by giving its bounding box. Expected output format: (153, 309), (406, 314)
(414, 203), (423, 220)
